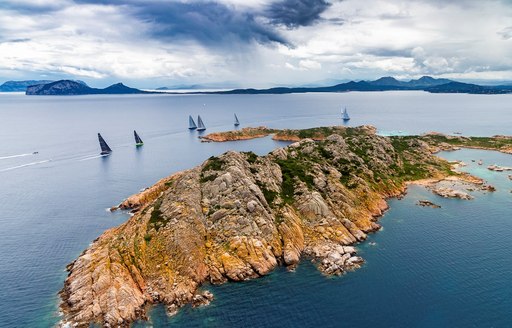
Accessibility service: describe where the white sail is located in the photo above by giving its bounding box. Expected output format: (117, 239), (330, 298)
(342, 107), (350, 121)
(189, 115), (197, 129)
(197, 115), (206, 131)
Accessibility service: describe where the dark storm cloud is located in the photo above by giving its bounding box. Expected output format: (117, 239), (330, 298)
(265, 0), (332, 28)
(73, 0), (289, 46)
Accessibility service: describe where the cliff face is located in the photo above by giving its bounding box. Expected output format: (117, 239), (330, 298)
(60, 127), (452, 327)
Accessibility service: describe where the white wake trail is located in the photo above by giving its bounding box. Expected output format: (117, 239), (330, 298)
(77, 154), (109, 161)
(0, 160), (51, 172)
(0, 153), (35, 160)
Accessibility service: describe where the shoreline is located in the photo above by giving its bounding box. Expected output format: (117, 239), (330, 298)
(58, 127), (498, 327)
(200, 126), (512, 156)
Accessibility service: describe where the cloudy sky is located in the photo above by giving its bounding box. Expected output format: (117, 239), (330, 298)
(0, 0), (511, 88)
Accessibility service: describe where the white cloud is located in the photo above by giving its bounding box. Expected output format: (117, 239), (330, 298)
(0, 0), (512, 86)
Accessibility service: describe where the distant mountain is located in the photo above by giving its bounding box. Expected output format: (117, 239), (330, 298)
(102, 83), (145, 94)
(0, 80), (89, 92)
(26, 80), (148, 95)
(0, 80), (54, 92)
(425, 81), (512, 94)
(368, 76), (406, 87)
(210, 76), (511, 95)
(406, 76), (453, 87)
(367, 76), (454, 88)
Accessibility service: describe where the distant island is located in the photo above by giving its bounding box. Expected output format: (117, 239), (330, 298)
(59, 125), (504, 327)
(25, 80), (148, 95)
(0, 80), (88, 92)
(8, 76), (512, 96)
(209, 76), (512, 95)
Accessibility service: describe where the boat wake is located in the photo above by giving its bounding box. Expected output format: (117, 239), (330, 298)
(0, 160), (51, 172)
(77, 154), (109, 161)
(0, 153), (36, 160)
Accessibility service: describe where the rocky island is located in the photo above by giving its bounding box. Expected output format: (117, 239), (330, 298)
(60, 126), (496, 327)
(202, 126), (512, 155)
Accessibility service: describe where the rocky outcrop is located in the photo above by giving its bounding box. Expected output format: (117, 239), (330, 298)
(487, 164), (512, 172)
(417, 200), (441, 208)
(201, 127), (278, 142)
(431, 187), (473, 200)
(60, 127), (456, 327)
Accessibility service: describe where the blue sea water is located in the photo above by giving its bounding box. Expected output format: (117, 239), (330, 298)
(0, 91), (511, 327)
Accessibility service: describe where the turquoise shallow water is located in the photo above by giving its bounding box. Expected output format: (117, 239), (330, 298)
(0, 92), (511, 327)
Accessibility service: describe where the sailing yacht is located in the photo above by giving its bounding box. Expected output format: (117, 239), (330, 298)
(98, 133), (112, 155)
(134, 130), (144, 146)
(234, 114), (240, 126)
(197, 115), (206, 131)
(188, 115), (197, 130)
(342, 107), (350, 121)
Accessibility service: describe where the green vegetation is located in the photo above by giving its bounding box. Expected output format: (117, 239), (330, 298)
(243, 151), (258, 164)
(261, 187), (278, 205)
(200, 156), (225, 183)
(276, 126), (351, 140)
(276, 157), (315, 204)
(423, 134), (512, 150)
(202, 156), (224, 172)
(148, 198), (168, 231)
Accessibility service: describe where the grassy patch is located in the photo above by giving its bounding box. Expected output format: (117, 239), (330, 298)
(276, 157), (314, 204)
(148, 198), (168, 231)
(202, 156), (224, 172)
(244, 151), (258, 164)
(200, 156), (225, 183)
(261, 187), (278, 205)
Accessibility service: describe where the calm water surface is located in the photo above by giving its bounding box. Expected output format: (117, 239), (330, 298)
(0, 92), (511, 327)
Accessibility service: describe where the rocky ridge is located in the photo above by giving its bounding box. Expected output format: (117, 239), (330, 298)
(60, 126), (457, 327)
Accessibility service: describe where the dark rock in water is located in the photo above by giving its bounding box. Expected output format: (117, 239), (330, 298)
(482, 185), (496, 192)
(417, 200), (441, 208)
(192, 291), (214, 307)
(431, 187), (474, 200)
(26, 80), (148, 95)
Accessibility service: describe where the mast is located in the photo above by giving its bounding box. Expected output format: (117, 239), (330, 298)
(134, 130), (143, 146)
(197, 115), (206, 131)
(234, 114), (240, 126)
(189, 115), (197, 129)
(98, 133), (112, 155)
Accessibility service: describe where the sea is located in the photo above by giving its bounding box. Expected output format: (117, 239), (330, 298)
(0, 91), (511, 327)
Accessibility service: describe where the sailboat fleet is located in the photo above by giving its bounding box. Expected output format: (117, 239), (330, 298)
(97, 113), (242, 155)
(97, 107), (351, 156)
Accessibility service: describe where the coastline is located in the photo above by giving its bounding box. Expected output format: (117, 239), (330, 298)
(58, 126), (498, 327)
